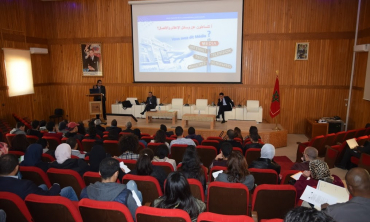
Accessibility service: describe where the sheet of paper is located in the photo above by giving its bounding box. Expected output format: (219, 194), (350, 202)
(300, 186), (337, 207)
(119, 162), (131, 173)
(212, 170), (223, 179)
(346, 138), (358, 149)
(290, 172), (302, 180)
(131, 190), (142, 206)
(317, 180), (349, 203)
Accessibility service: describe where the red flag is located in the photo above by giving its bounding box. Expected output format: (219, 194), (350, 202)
(270, 76), (280, 118)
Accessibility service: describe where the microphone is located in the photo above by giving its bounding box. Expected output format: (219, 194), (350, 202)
(160, 97), (167, 106)
(184, 95), (190, 106)
(238, 98), (244, 108)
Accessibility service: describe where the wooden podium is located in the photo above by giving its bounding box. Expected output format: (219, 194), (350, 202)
(86, 94), (103, 118)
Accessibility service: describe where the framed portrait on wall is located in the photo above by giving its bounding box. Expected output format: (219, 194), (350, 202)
(295, 42), (309, 60)
(81, 43), (103, 76)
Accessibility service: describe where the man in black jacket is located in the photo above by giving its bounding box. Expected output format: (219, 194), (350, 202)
(337, 141), (370, 170)
(94, 80), (106, 120)
(140, 91), (157, 115)
(217, 92), (235, 123)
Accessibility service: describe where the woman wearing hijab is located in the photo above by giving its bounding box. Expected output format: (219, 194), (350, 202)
(249, 143), (281, 175)
(50, 143), (90, 176)
(294, 159), (344, 202)
(0, 142), (9, 157)
(20, 144), (50, 172)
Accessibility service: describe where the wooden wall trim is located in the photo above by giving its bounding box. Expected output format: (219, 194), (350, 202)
(1, 33), (48, 45)
(353, 86), (365, 90)
(244, 32), (355, 41)
(359, 27), (370, 38)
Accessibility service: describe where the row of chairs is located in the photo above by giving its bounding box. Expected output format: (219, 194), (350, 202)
(12, 113), (32, 130)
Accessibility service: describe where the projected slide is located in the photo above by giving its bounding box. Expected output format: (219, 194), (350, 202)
(138, 12), (238, 73)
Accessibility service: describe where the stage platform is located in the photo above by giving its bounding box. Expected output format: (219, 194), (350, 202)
(85, 118), (288, 148)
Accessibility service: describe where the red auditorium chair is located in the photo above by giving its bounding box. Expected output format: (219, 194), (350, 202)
(42, 136), (60, 150)
(234, 137), (242, 144)
(103, 140), (120, 156)
(333, 131), (347, 145)
(351, 153), (370, 172)
(192, 139), (199, 145)
(42, 153), (55, 162)
(122, 174), (163, 204)
(324, 141), (348, 168)
(196, 145), (217, 168)
(136, 206), (191, 222)
(141, 133), (150, 137)
(208, 166), (227, 182)
(206, 136), (223, 143)
(356, 135), (369, 146)
(5, 133), (16, 146)
(365, 127), (370, 136)
(0, 192), (33, 222)
(47, 168), (86, 197)
(79, 198), (134, 222)
(118, 159), (137, 171)
(171, 144), (188, 164)
(147, 142), (163, 154)
(152, 161), (174, 176)
(197, 212), (254, 222)
(354, 128), (367, 138)
(103, 131), (109, 135)
(8, 150), (25, 158)
(188, 178), (205, 202)
(342, 129), (357, 142)
(201, 140), (219, 149)
(19, 166), (52, 188)
(25, 194), (83, 222)
(83, 171), (101, 185)
(233, 147), (243, 154)
(26, 135), (39, 144)
(316, 133), (336, 157)
(280, 170), (300, 184)
(249, 168), (278, 185)
(141, 136), (154, 144)
(296, 135), (325, 162)
(177, 163), (209, 182)
(321, 133), (337, 146)
(252, 185), (296, 221)
(245, 148), (261, 165)
(85, 134), (101, 139)
(81, 139), (95, 152)
(207, 181), (250, 215)
(166, 137), (175, 144)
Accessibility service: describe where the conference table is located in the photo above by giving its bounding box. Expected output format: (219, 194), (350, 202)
(146, 110), (177, 125)
(182, 114), (216, 130)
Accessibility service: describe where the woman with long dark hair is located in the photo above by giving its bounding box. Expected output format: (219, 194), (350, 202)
(153, 171), (206, 222)
(178, 145), (206, 191)
(130, 148), (167, 192)
(151, 130), (169, 148)
(216, 151), (255, 190)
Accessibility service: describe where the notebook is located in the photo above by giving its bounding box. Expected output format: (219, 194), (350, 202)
(346, 138), (358, 149)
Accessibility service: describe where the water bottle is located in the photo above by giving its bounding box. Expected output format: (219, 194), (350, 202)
(198, 110), (200, 114)
(159, 106), (161, 111)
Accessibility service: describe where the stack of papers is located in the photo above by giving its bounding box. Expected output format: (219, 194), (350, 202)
(119, 162), (131, 173)
(212, 170), (223, 179)
(346, 138), (358, 149)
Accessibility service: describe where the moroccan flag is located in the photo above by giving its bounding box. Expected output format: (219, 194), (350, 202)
(270, 76), (280, 118)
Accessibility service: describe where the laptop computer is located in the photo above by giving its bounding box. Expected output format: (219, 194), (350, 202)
(135, 100), (140, 105)
(89, 88), (100, 94)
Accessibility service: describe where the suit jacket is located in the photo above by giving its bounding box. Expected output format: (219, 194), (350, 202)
(0, 176), (61, 200)
(146, 96), (157, 107)
(87, 56), (99, 71)
(93, 85), (106, 101)
(323, 196), (370, 222)
(217, 96), (234, 108)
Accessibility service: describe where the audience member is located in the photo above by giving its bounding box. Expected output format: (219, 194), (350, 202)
(153, 144), (177, 170)
(160, 124), (174, 137)
(153, 171), (206, 222)
(38, 138), (51, 155)
(20, 144), (50, 172)
(170, 126), (196, 148)
(64, 122), (84, 141)
(58, 121), (69, 135)
(178, 145), (206, 191)
(94, 119), (105, 133)
(291, 147), (318, 171)
(10, 122), (26, 135)
(86, 125), (103, 143)
(337, 141), (370, 170)
(78, 121), (87, 135)
(133, 128), (147, 147)
(118, 134), (140, 160)
(106, 119), (122, 134)
(249, 143), (281, 175)
(185, 127), (203, 145)
(294, 159), (344, 202)
(0, 142), (9, 157)
(0, 154), (78, 200)
(122, 122), (134, 133)
(234, 127), (243, 141)
(244, 126), (260, 141)
(49, 143), (89, 176)
(284, 207), (335, 222)
(107, 130), (119, 140)
(10, 134), (30, 153)
(80, 157), (141, 221)
(130, 148), (167, 192)
(216, 151), (255, 191)
(26, 120), (42, 138)
(39, 120), (47, 132)
(322, 168), (370, 222)
(243, 132), (263, 154)
(66, 137), (85, 158)
(151, 130), (169, 148)
(210, 142), (233, 168)
(43, 121), (62, 141)
(218, 129), (243, 153)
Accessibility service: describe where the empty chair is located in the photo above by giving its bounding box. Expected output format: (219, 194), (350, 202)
(245, 148), (261, 166)
(188, 178), (205, 202)
(5, 133), (16, 146)
(47, 168), (86, 197)
(82, 139), (95, 152)
(207, 181), (250, 215)
(244, 100), (263, 123)
(354, 128), (367, 138)
(197, 212), (254, 222)
(333, 131), (347, 144)
(280, 170), (300, 184)
(0, 191), (33, 222)
(152, 161), (174, 176)
(192, 99), (209, 114)
(324, 141), (348, 168)
(316, 133), (336, 157)
(103, 140), (120, 156)
(169, 98), (184, 119)
(136, 206), (191, 222)
(83, 171), (101, 186)
(196, 145), (217, 169)
(249, 168), (278, 185)
(79, 198), (134, 222)
(296, 135), (325, 162)
(25, 194), (83, 222)
(26, 135), (39, 144)
(343, 129), (357, 142)
(356, 135), (369, 146)
(201, 140), (219, 149)
(122, 174), (163, 204)
(42, 136), (60, 150)
(171, 144), (188, 164)
(19, 166), (52, 188)
(206, 136), (223, 143)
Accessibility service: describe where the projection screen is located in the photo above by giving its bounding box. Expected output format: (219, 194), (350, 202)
(130, 0), (244, 83)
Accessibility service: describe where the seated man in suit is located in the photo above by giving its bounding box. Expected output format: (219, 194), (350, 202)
(140, 91), (157, 115)
(0, 154), (78, 200)
(106, 119), (122, 134)
(217, 92), (235, 123)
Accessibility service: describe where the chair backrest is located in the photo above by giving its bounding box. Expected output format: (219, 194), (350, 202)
(82, 139), (96, 152)
(47, 168), (86, 197)
(192, 139), (199, 145)
(322, 133), (337, 146)
(207, 181), (250, 215)
(79, 198), (134, 222)
(201, 140), (219, 149)
(171, 144), (189, 164)
(359, 153), (370, 172)
(333, 131), (347, 144)
(280, 170), (300, 184)
(42, 136), (60, 150)
(252, 184), (296, 221)
(148, 142), (163, 154)
(310, 135), (325, 148)
(206, 136), (223, 143)
(197, 212), (254, 222)
(249, 168), (278, 185)
(83, 171), (101, 186)
(355, 128), (367, 138)
(103, 140), (121, 156)
(141, 136), (154, 144)
(118, 159), (137, 171)
(208, 166), (227, 182)
(196, 145), (217, 169)
(245, 148), (261, 165)
(6, 133), (16, 146)
(233, 147), (243, 154)
(26, 135), (39, 144)
(19, 166), (52, 188)
(343, 130), (357, 141)
(356, 135), (370, 146)
(8, 150), (25, 158)
(42, 153), (55, 162)
(195, 99), (208, 110)
(165, 137), (175, 144)
(188, 178), (205, 201)
(136, 206), (191, 222)
(122, 174), (163, 204)
(0, 192), (33, 222)
(152, 161), (174, 176)
(234, 138), (242, 144)
(246, 100), (259, 112)
(172, 98), (184, 109)
(25, 194), (83, 222)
